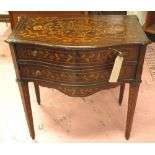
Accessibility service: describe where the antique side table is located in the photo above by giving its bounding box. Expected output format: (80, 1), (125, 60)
(6, 15), (150, 140)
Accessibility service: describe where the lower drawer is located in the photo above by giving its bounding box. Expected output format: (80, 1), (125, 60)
(19, 63), (137, 84)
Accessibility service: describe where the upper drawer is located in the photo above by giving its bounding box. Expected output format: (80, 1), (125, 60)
(16, 44), (139, 67)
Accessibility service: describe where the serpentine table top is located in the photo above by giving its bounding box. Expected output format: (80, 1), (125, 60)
(7, 15), (149, 48)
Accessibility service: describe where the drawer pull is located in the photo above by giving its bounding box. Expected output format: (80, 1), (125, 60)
(118, 51), (123, 57)
(32, 50), (38, 57)
(35, 70), (41, 77)
(108, 47), (123, 57)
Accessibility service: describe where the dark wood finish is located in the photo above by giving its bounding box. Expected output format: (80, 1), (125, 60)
(34, 83), (40, 105)
(19, 63), (136, 84)
(9, 11), (127, 30)
(119, 83), (125, 105)
(6, 15), (151, 139)
(9, 11), (87, 103)
(125, 83), (140, 140)
(8, 44), (35, 139)
(17, 80), (35, 139)
(9, 11), (87, 30)
(7, 16), (149, 47)
(16, 44), (139, 65)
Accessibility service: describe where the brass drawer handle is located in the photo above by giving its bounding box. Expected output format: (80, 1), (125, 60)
(32, 50), (38, 57)
(109, 47), (123, 57)
(35, 70), (41, 77)
(118, 51), (123, 57)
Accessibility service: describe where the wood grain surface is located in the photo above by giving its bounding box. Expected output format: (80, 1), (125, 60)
(6, 16), (150, 48)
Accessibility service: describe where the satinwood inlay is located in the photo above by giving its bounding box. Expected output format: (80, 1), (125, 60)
(6, 15), (151, 140)
(7, 16), (150, 48)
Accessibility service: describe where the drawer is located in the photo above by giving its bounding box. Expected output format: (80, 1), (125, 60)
(16, 45), (139, 67)
(19, 64), (137, 84)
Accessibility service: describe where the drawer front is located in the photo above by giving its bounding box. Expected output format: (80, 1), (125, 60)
(16, 45), (139, 67)
(19, 64), (137, 84)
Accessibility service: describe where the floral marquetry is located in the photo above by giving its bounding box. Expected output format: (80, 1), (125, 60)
(6, 15), (151, 140)
(16, 45), (139, 66)
(7, 16), (150, 48)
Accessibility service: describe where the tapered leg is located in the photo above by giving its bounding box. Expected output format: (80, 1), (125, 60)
(119, 83), (125, 105)
(17, 80), (35, 139)
(125, 83), (140, 140)
(34, 83), (40, 105)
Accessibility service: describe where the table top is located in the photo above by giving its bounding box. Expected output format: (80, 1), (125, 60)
(6, 15), (150, 49)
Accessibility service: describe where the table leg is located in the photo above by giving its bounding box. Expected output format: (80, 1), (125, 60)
(125, 83), (140, 140)
(119, 83), (125, 105)
(34, 83), (40, 105)
(17, 80), (35, 139)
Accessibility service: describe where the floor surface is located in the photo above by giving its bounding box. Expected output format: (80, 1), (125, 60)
(0, 23), (155, 143)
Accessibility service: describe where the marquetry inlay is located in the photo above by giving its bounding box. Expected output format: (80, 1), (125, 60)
(11, 16), (149, 47)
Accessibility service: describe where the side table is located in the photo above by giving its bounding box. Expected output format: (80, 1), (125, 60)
(6, 15), (151, 140)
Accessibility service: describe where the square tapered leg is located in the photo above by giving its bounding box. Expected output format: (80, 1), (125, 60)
(17, 80), (35, 139)
(119, 83), (125, 105)
(34, 83), (41, 105)
(125, 83), (140, 140)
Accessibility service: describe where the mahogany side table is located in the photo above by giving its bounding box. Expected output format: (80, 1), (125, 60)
(6, 15), (151, 140)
